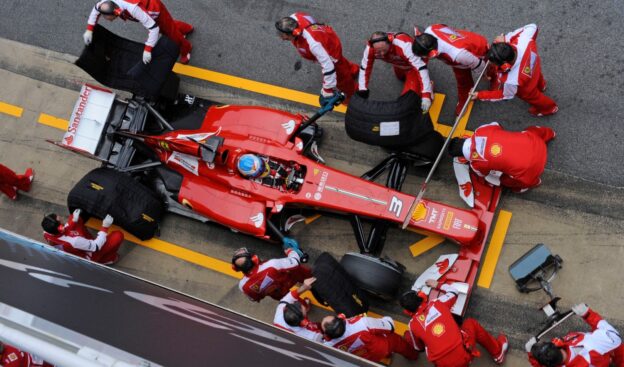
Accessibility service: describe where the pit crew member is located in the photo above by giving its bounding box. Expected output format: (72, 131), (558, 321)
(41, 209), (124, 265)
(412, 24), (489, 115)
(0, 164), (33, 200)
(232, 241), (312, 302)
(471, 24), (558, 117)
(321, 313), (419, 363)
(84, 0), (194, 64)
(275, 12), (359, 104)
(448, 122), (555, 193)
(273, 277), (323, 342)
(0, 341), (53, 367)
(526, 303), (624, 367)
(357, 31), (433, 113)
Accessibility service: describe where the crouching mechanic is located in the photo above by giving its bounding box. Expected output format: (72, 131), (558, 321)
(84, 0), (194, 64)
(321, 313), (419, 363)
(401, 279), (508, 367)
(275, 12), (359, 104)
(526, 303), (624, 367)
(357, 31), (434, 113)
(273, 277), (323, 342)
(41, 209), (124, 265)
(471, 24), (558, 117)
(448, 122), (555, 193)
(232, 240), (312, 302)
(412, 24), (489, 116)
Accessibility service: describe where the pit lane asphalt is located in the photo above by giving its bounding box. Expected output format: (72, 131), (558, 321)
(1, 0), (624, 192)
(0, 40), (623, 366)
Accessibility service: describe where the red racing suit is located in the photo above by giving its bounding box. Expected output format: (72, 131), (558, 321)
(238, 250), (312, 302)
(464, 122), (555, 191)
(424, 24), (488, 115)
(0, 164), (32, 200)
(529, 308), (624, 367)
(289, 12), (358, 99)
(404, 284), (504, 367)
(476, 24), (558, 115)
(87, 0), (193, 57)
(273, 289), (323, 342)
(43, 217), (124, 265)
(358, 32), (433, 99)
(0, 343), (52, 367)
(323, 315), (419, 363)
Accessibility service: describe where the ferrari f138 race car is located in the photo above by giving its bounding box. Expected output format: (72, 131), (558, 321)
(53, 27), (502, 315)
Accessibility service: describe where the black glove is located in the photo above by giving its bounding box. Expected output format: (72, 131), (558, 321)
(356, 89), (370, 99)
(319, 93), (333, 107)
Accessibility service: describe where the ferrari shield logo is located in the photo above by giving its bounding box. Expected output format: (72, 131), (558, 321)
(490, 143), (502, 157)
(159, 141), (170, 151)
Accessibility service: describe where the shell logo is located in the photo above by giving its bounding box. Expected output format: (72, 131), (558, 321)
(432, 322), (446, 337)
(411, 201), (428, 222)
(490, 143), (502, 157)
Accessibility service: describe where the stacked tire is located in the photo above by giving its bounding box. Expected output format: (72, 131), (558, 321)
(67, 167), (164, 240)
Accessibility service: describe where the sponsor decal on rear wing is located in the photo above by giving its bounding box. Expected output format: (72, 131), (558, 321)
(61, 84), (115, 154)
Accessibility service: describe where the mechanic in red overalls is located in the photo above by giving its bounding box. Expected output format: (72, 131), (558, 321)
(273, 277), (324, 342)
(448, 122), (555, 193)
(401, 280), (508, 367)
(0, 341), (53, 367)
(41, 209), (124, 265)
(84, 0), (194, 64)
(232, 244), (312, 302)
(471, 24), (558, 117)
(412, 24), (489, 115)
(357, 31), (434, 113)
(275, 12), (359, 104)
(0, 164), (33, 200)
(321, 313), (419, 363)
(526, 303), (624, 367)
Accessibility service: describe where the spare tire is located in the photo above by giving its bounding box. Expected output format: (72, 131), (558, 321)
(345, 91), (434, 148)
(312, 252), (369, 317)
(68, 167), (164, 240)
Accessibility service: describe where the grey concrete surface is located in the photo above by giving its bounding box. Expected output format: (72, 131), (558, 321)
(1, 0), (623, 190)
(0, 39), (623, 367)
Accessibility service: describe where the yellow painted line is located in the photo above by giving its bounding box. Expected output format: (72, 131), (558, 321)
(174, 63), (347, 114)
(407, 228), (445, 257)
(38, 113), (68, 130)
(477, 210), (512, 288)
(86, 219), (242, 279)
(0, 101), (23, 118)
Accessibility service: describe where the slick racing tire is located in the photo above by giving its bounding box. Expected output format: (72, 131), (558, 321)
(345, 91), (434, 148)
(68, 167), (164, 240)
(312, 252), (369, 317)
(340, 253), (404, 300)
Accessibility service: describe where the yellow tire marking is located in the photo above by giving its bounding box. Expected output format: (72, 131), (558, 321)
(477, 210), (512, 288)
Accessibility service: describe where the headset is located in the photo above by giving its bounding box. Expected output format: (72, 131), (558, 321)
(282, 302), (309, 327)
(322, 314), (346, 340)
(413, 33), (439, 58)
(231, 247), (259, 273)
(97, 1), (122, 16)
(368, 32), (395, 46)
(487, 43), (513, 73)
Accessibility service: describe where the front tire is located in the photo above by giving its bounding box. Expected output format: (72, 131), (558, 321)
(340, 252), (404, 300)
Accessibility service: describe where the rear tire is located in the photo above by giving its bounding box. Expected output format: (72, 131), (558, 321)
(68, 167), (164, 240)
(340, 252), (404, 300)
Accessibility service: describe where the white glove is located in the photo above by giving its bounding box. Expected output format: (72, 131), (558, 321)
(72, 209), (82, 223)
(572, 303), (589, 317)
(102, 214), (114, 228)
(142, 50), (152, 64)
(421, 98), (432, 113)
(382, 316), (395, 331)
(83, 30), (93, 45)
(525, 337), (537, 353)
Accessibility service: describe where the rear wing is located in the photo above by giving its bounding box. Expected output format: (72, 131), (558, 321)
(60, 84), (116, 155)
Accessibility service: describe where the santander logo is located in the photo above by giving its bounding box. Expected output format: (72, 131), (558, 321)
(435, 259), (450, 274)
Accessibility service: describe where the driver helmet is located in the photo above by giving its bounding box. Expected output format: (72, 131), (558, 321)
(237, 154), (269, 178)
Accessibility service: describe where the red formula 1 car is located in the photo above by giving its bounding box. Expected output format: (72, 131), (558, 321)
(53, 83), (501, 315)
